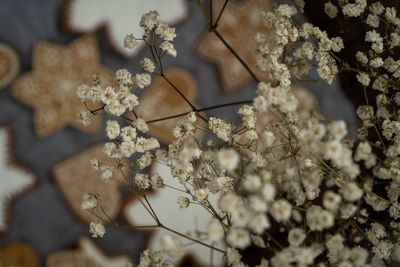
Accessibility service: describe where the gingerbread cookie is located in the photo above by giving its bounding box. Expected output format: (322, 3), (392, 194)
(53, 143), (127, 224)
(123, 161), (225, 266)
(196, 0), (273, 94)
(135, 67), (204, 144)
(0, 241), (40, 267)
(0, 124), (38, 234)
(47, 237), (130, 267)
(11, 35), (113, 138)
(0, 43), (20, 89)
(63, 0), (188, 58)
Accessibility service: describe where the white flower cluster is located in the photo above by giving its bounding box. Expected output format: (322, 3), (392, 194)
(77, 1), (400, 266)
(256, 4), (344, 87)
(125, 10), (178, 57)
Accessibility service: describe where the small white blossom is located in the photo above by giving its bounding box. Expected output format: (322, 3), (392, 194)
(226, 247), (242, 266)
(323, 191), (342, 212)
(356, 73), (370, 86)
(140, 58), (155, 73)
(270, 199), (292, 222)
(150, 173), (164, 188)
(195, 188), (208, 203)
(307, 205), (335, 231)
(160, 234), (182, 258)
(155, 23), (176, 41)
(135, 73), (151, 89)
(367, 14), (380, 28)
(81, 193), (97, 210)
(140, 10), (159, 32)
(217, 148), (239, 171)
(231, 206), (250, 227)
(242, 174), (262, 192)
(262, 131), (276, 147)
(340, 182), (363, 202)
(207, 220), (224, 242)
(135, 173), (151, 190)
(160, 41), (177, 57)
(124, 34), (137, 49)
(248, 213), (270, 234)
(106, 120), (120, 139)
(177, 196), (190, 210)
(133, 118), (149, 133)
(324, 2), (338, 18)
(261, 183), (276, 202)
(219, 193), (239, 212)
(227, 227), (251, 249)
(79, 110), (94, 126)
(89, 222), (106, 238)
(288, 228), (306, 246)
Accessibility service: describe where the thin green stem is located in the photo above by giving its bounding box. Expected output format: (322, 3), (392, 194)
(161, 73), (197, 111)
(143, 194), (160, 224)
(145, 100), (252, 124)
(89, 104), (105, 114)
(212, 29), (260, 83)
(352, 220), (389, 267)
(308, 151), (339, 177)
(265, 231), (283, 249)
(116, 224), (159, 229)
(196, 0), (211, 26)
(358, 214), (400, 233)
(117, 170), (158, 223)
(209, 0), (213, 24)
(132, 110), (138, 119)
(164, 183), (188, 193)
(362, 85), (387, 151)
(213, 0), (229, 28)
(160, 224), (225, 254)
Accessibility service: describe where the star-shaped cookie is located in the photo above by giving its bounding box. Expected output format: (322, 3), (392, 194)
(64, 0), (188, 57)
(0, 124), (38, 234)
(123, 162), (225, 266)
(196, 0), (272, 94)
(47, 237), (130, 267)
(11, 35), (114, 138)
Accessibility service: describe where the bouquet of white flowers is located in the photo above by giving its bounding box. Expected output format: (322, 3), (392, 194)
(77, 1), (400, 266)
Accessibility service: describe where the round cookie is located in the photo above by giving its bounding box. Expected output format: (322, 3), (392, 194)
(0, 43), (20, 89)
(0, 242), (40, 267)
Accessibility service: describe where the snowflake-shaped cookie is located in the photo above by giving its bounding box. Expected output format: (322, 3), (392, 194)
(64, 0), (188, 57)
(11, 35), (114, 138)
(47, 237), (130, 267)
(0, 124), (38, 234)
(124, 162), (225, 266)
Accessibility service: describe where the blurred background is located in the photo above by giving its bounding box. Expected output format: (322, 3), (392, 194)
(0, 0), (356, 266)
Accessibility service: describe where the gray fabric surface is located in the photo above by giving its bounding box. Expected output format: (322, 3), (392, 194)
(0, 0), (355, 264)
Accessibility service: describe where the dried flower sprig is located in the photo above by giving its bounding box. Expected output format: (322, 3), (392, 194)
(76, 1), (400, 266)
